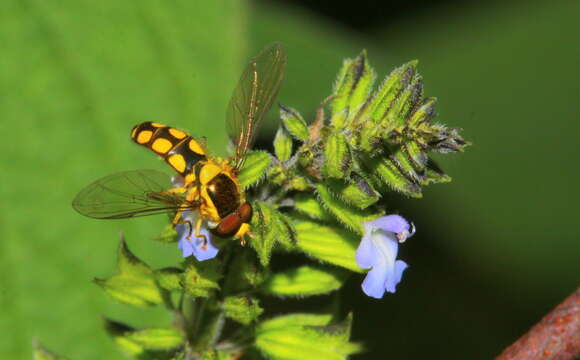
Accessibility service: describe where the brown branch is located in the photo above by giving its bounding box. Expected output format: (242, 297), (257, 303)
(309, 94), (336, 142)
(496, 287), (580, 360)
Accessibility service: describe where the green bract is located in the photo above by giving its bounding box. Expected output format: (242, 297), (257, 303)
(93, 239), (163, 307)
(223, 296), (264, 325)
(262, 265), (349, 297)
(104, 318), (183, 359)
(183, 259), (222, 298)
(42, 50), (468, 359)
(280, 104), (310, 140)
(255, 314), (362, 360)
(238, 151), (272, 189)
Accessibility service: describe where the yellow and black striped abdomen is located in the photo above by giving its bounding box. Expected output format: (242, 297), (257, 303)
(131, 122), (207, 175)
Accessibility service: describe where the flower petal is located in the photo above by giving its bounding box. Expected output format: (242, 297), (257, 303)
(355, 232), (377, 269)
(190, 234), (219, 261)
(371, 229), (399, 266)
(385, 260), (408, 293)
(361, 263), (388, 299)
(177, 228), (194, 258)
(176, 213), (219, 261)
(366, 214), (410, 234)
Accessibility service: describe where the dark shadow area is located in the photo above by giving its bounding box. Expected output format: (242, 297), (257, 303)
(267, 0), (485, 32)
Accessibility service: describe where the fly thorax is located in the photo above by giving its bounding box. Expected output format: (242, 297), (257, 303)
(200, 162), (241, 219)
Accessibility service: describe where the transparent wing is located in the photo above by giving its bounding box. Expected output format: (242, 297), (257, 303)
(72, 169), (193, 219)
(226, 43), (287, 168)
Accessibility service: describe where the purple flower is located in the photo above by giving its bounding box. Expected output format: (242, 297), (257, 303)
(175, 211), (219, 261)
(171, 176), (218, 261)
(355, 215), (415, 299)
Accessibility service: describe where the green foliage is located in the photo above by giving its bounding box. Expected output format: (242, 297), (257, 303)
(331, 51), (375, 128)
(262, 265), (349, 297)
(255, 313), (362, 360)
(280, 104), (310, 140)
(35, 46), (467, 360)
(250, 202), (296, 266)
(94, 239), (163, 307)
(155, 267), (183, 292)
(294, 220), (363, 273)
(326, 177), (380, 210)
(11, 1), (576, 359)
(361, 154), (422, 198)
(227, 249), (269, 292)
(322, 132), (352, 179)
(293, 194), (335, 222)
(238, 151), (272, 189)
(183, 259), (222, 298)
(124, 328), (184, 351)
(315, 184), (384, 235)
(273, 127), (293, 162)
(104, 318), (182, 359)
(223, 296), (263, 325)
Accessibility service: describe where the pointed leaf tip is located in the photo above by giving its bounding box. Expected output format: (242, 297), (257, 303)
(263, 265), (349, 297)
(238, 151), (272, 189)
(96, 239), (162, 307)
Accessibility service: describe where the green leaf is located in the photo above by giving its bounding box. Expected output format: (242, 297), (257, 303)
(316, 184), (384, 234)
(104, 318), (181, 359)
(361, 154), (422, 198)
(155, 267), (183, 292)
(294, 220), (363, 272)
(94, 239), (162, 307)
(274, 127), (293, 162)
(425, 158), (452, 184)
(154, 225), (178, 243)
(183, 259), (222, 298)
(223, 296), (264, 325)
(409, 97), (437, 127)
(250, 202), (296, 266)
(390, 145), (425, 184)
(125, 328), (184, 351)
(200, 350), (240, 360)
(287, 173), (310, 191)
(238, 151), (272, 189)
(259, 313), (332, 328)
(326, 177), (379, 210)
(384, 71), (423, 128)
(280, 104), (310, 141)
(404, 141), (429, 173)
(250, 202), (278, 266)
(227, 249), (269, 292)
(357, 123), (383, 153)
(331, 51), (375, 128)
(262, 265), (349, 297)
(33, 340), (69, 360)
(255, 313), (362, 360)
(368, 60), (418, 125)
(293, 193), (334, 222)
(322, 131), (351, 179)
(416, 123), (470, 153)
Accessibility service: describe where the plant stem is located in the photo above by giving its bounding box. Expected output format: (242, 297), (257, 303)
(496, 287), (579, 360)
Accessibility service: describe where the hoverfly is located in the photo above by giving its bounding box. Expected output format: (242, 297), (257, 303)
(73, 44), (286, 244)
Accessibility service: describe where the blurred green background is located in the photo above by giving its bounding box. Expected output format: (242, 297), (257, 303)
(0, 0), (577, 358)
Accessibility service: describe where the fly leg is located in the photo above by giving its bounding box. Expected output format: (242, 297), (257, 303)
(194, 216), (208, 250)
(171, 211), (193, 239)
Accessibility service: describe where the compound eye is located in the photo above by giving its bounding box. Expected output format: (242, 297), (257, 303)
(213, 213), (242, 238)
(238, 202), (253, 223)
